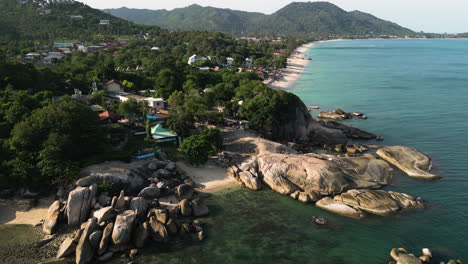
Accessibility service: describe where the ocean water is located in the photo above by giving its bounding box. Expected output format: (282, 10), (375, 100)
(139, 39), (468, 263)
(3, 39), (467, 264)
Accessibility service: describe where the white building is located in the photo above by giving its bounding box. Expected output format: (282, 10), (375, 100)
(246, 58), (253, 68)
(226, 57), (234, 66)
(188, 54), (207, 65)
(145, 98), (165, 110)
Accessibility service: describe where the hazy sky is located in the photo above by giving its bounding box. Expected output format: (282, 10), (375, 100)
(81, 0), (468, 33)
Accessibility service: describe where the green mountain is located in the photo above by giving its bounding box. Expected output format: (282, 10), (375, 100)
(104, 2), (414, 36)
(0, 0), (153, 43)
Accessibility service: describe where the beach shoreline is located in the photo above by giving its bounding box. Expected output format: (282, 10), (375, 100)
(264, 39), (346, 90)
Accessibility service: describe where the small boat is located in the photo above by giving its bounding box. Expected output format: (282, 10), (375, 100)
(308, 105), (320, 110)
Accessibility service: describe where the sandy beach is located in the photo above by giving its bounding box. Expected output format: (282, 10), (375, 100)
(177, 160), (237, 192)
(264, 42), (315, 89)
(0, 196), (54, 225)
(265, 39), (347, 90)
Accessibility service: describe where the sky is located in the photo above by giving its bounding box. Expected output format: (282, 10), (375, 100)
(80, 0), (468, 33)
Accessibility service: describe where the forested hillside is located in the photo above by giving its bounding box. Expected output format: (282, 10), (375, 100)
(104, 2), (414, 37)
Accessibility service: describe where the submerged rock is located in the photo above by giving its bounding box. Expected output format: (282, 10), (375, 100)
(376, 146), (440, 180)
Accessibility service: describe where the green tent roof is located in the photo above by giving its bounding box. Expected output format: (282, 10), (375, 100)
(151, 124), (177, 139)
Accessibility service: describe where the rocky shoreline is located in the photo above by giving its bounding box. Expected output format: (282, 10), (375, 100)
(27, 156), (212, 264)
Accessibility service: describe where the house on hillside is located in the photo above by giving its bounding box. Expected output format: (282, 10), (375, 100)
(188, 54), (207, 65)
(104, 80), (123, 93)
(70, 15), (83, 20)
(99, 20), (110, 25)
(246, 58), (253, 68)
(226, 57), (234, 66)
(145, 98), (165, 110)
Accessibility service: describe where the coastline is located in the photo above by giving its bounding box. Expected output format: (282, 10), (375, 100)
(265, 39), (345, 90)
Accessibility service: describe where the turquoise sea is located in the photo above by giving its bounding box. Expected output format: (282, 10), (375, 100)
(137, 39), (468, 263)
(2, 39), (467, 264)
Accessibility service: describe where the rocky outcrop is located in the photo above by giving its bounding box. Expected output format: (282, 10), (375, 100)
(269, 96), (348, 146)
(376, 146), (440, 180)
(316, 189), (423, 218)
(231, 153), (393, 196)
(318, 120), (382, 140)
(43, 157), (209, 264)
(43, 200), (62, 234)
(388, 248), (463, 264)
(67, 184), (98, 226)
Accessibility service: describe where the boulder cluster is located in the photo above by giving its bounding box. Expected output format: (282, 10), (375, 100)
(389, 248), (463, 264)
(42, 158), (210, 264)
(225, 136), (427, 219)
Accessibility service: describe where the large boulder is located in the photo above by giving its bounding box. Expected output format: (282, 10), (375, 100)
(93, 206), (116, 223)
(238, 171), (262, 191)
(316, 197), (366, 219)
(376, 146), (440, 180)
(148, 217), (169, 242)
(43, 200), (62, 234)
(67, 184), (98, 226)
(112, 210), (136, 246)
(56, 237), (76, 258)
(98, 222), (113, 256)
(227, 136), (393, 197)
(133, 222), (149, 248)
(175, 184), (194, 200)
(138, 187), (161, 199)
(191, 199), (210, 217)
(256, 153), (393, 196)
(179, 199), (192, 217)
(89, 230), (102, 249)
(390, 248), (422, 264)
(129, 197), (148, 218)
(316, 190), (424, 218)
(77, 160), (151, 194)
(76, 218), (99, 264)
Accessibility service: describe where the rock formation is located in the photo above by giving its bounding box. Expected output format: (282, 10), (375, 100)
(67, 184), (98, 226)
(376, 146), (440, 180)
(45, 157), (210, 263)
(269, 97), (348, 146)
(316, 189), (423, 218)
(318, 109), (353, 120)
(318, 120), (383, 140)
